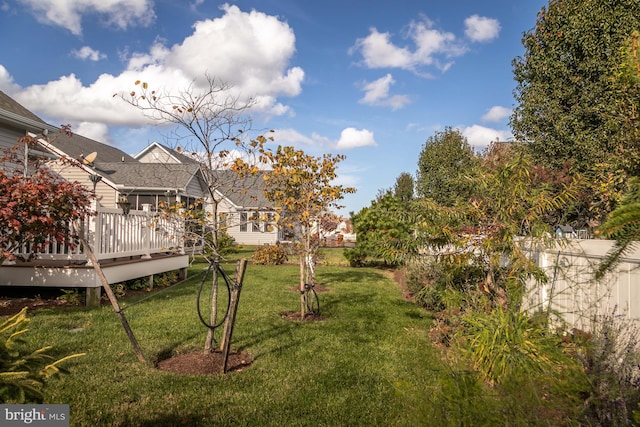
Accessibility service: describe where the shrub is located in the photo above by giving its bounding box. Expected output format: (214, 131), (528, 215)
(343, 247), (366, 267)
(252, 244), (288, 265)
(155, 271), (179, 288)
(460, 308), (577, 384)
(217, 229), (239, 256)
(0, 308), (85, 403)
(574, 311), (640, 426)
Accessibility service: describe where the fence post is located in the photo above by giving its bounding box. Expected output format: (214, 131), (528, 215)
(141, 205), (151, 259)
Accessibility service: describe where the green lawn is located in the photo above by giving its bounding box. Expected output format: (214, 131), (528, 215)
(22, 249), (449, 426)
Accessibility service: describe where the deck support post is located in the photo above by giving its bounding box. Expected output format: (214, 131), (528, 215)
(85, 287), (101, 307)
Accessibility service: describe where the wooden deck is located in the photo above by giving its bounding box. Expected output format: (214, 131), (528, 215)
(1, 207), (193, 306)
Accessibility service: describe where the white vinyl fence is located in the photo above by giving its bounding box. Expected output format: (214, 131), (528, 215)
(525, 239), (640, 330)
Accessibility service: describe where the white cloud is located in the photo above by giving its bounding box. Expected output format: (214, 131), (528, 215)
(464, 15), (501, 43)
(9, 4), (304, 135)
(482, 106), (511, 122)
(358, 74), (411, 110)
(18, 0), (155, 35)
(272, 128), (314, 145)
(461, 125), (511, 149)
(350, 28), (414, 69)
(335, 128), (377, 150)
(0, 65), (20, 94)
(350, 16), (469, 75)
(74, 122), (111, 144)
(71, 46), (107, 61)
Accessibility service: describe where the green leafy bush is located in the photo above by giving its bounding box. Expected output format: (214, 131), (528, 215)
(155, 271), (179, 288)
(252, 244), (288, 265)
(217, 229), (239, 256)
(343, 246), (366, 267)
(460, 308), (577, 384)
(0, 308), (85, 403)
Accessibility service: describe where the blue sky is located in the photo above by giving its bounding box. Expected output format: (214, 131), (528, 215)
(0, 0), (547, 215)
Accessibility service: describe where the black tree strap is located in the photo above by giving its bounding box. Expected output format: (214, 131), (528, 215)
(196, 261), (232, 331)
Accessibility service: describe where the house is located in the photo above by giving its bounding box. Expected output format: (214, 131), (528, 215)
(133, 142), (283, 245)
(555, 225), (577, 239)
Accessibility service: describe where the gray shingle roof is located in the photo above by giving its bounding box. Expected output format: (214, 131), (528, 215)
(0, 90), (48, 126)
(210, 170), (271, 208)
(94, 162), (202, 190)
(49, 131), (136, 163)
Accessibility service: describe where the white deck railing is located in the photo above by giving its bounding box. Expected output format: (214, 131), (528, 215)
(11, 206), (192, 262)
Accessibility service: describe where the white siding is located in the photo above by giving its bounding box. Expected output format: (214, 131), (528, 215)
(137, 146), (179, 164)
(45, 160), (119, 208)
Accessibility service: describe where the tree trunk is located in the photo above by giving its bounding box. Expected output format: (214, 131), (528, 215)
(204, 268), (219, 353)
(204, 199), (220, 352)
(300, 254), (306, 318)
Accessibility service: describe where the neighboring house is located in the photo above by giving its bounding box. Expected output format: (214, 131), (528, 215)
(555, 225), (577, 239)
(134, 142), (283, 245)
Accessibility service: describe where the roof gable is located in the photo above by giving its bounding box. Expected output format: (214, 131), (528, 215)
(134, 142), (199, 164)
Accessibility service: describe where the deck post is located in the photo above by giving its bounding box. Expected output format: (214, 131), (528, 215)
(85, 286), (101, 307)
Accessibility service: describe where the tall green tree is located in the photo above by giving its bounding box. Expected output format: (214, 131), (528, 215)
(393, 172), (414, 203)
(416, 127), (478, 207)
(596, 32), (640, 278)
(511, 0), (640, 175)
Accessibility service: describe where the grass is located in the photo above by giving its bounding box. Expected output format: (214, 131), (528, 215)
(19, 248), (448, 426)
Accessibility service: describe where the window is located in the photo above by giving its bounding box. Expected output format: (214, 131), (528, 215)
(252, 212), (261, 232)
(240, 212), (248, 232)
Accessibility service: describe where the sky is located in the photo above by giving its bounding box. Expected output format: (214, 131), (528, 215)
(0, 0), (548, 215)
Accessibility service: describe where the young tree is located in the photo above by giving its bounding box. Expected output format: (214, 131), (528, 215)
(1, 134), (94, 264)
(242, 145), (355, 318)
(412, 142), (577, 308)
(416, 127), (478, 207)
(118, 77), (258, 352)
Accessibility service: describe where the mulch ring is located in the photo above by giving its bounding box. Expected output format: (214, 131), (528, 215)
(156, 350), (253, 375)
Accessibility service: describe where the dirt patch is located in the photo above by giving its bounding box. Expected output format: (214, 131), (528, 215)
(0, 288), (85, 316)
(280, 311), (324, 321)
(156, 350), (253, 375)
(392, 269), (414, 302)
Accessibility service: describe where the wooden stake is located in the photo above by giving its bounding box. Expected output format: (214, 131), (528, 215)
(220, 258), (247, 373)
(74, 221), (146, 363)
